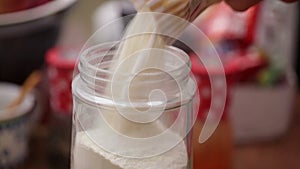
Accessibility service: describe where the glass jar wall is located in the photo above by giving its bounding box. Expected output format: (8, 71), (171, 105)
(71, 43), (198, 169)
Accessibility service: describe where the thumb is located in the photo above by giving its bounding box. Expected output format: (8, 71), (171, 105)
(225, 0), (261, 11)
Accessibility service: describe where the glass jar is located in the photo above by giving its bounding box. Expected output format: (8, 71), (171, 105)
(71, 43), (198, 169)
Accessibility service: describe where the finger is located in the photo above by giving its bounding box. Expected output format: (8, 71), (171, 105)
(225, 0), (262, 11)
(281, 0), (298, 2)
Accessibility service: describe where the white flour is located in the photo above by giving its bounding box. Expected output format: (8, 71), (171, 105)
(74, 131), (188, 169)
(73, 3), (190, 169)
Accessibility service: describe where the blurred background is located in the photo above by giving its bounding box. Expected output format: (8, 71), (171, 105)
(0, 0), (299, 169)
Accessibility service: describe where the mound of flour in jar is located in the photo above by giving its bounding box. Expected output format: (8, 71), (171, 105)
(74, 130), (188, 169)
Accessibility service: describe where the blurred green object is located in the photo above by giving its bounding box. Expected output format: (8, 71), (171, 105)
(258, 66), (284, 86)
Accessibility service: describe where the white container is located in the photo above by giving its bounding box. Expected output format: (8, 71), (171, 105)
(0, 83), (36, 168)
(229, 80), (295, 144)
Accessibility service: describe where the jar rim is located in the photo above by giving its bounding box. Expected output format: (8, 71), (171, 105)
(73, 42), (196, 110)
(79, 41), (191, 80)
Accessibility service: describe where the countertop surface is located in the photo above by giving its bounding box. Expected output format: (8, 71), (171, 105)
(20, 95), (300, 169)
(233, 95), (300, 169)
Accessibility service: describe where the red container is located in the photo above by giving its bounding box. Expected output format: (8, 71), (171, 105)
(46, 47), (78, 115)
(46, 47), (78, 168)
(0, 0), (51, 14)
(191, 48), (267, 119)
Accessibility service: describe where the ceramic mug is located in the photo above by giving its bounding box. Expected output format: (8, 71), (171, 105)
(0, 83), (36, 168)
